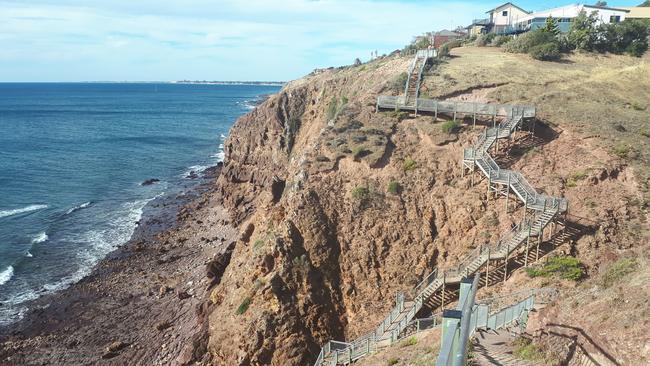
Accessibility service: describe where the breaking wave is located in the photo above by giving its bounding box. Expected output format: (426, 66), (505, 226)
(0, 205), (48, 219)
(65, 201), (92, 215)
(0, 266), (14, 286)
(31, 232), (49, 244)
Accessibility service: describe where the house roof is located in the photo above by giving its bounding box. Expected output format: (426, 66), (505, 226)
(622, 7), (650, 18)
(583, 4), (630, 13)
(434, 29), (464, 37)
(485, 2), (530, 14)
(470, 18), (490, 25)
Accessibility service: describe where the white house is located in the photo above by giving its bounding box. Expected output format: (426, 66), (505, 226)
(512, 4), (630, 34)
(486, 2), (531, 34)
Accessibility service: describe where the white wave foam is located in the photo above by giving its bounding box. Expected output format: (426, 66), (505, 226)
(66, 201), (92, 215)
(25, 251), (33, 258)
(31, 232), (48, 244)
(0, 205), (48, 219)
(220, 133), (226, 139)
(0, 196), (160, 326)
(0, 266), (14, 286)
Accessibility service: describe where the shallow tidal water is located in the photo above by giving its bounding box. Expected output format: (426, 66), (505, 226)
(0, 82), (280, 325)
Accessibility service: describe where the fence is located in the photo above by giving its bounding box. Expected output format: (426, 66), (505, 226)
(436, 278), (545, 366)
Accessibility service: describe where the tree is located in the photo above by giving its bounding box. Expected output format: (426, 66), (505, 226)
(567, 10), (599, 50)
(541, 17), (560, 36)
(594, 20), (649, 56)
(594, 1), (607, 6)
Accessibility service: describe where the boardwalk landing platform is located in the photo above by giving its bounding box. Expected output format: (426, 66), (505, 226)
(376, 96), (536, 120)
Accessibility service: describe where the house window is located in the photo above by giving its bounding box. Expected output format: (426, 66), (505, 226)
(610, 15), (621, 23)
(502, 10), (508, 16)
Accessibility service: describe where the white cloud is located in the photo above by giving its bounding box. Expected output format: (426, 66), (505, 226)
(0, 0), (477, 81)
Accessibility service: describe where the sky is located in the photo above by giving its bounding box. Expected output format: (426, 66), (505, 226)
(0, 0), (643, 82)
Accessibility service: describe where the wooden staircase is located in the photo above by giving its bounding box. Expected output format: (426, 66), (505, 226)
(403, 50), (432, 108)
(313, 74), (569, 366)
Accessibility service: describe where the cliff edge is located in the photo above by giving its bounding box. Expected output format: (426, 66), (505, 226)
(207, 47), (650, 365)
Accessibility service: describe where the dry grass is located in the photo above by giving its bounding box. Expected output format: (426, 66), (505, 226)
(421, 47), (650, 193)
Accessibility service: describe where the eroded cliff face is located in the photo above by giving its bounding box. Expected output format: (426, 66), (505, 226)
(205, 50), (649, 365)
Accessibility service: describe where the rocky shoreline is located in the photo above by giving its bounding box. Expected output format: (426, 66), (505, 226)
(0, 164), (237, 366)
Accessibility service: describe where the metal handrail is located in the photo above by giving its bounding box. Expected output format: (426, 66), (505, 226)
(414, 268), (438, 295)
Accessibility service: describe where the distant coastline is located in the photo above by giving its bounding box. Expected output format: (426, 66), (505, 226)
(172, 80), (286, 86)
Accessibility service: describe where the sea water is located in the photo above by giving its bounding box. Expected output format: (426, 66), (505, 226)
(0, 82), (280, 325)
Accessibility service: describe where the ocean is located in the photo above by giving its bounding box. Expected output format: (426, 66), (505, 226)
(0, 82), (280, 325)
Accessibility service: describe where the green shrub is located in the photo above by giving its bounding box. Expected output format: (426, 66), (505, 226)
(403, 158), (417, 172)
(594, 20), (649, 57)
(236, 297), (251, 315)
(602, 258), (637, 288)
(390, 72), (409, 93)
(388, 181), (400, 194)
(613, 144), (631, 158)
(352, 146), (368, 159)
(529, 42), (561, 61)
(441, 120), (460, 134)
(513, 337), (545, 361)
(566, 170), (587, 187)
(401, 336), (418, 347)
(326, 97), (348, 122)
(526, 256), (585, 281)
(438, 44), (450, 57)
(505, 30), (561, 62)
(253, 239), (265, 250)
(475, 33), (496, 47)
(491, 35), (513, 47)
(388, 110), (409, 122)
(292, 254), (310, 272)
(352, 186), (370, 200)
(567, 11), (649, 57)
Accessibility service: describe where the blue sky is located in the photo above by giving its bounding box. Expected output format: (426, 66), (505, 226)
(0, 0), (642, 82)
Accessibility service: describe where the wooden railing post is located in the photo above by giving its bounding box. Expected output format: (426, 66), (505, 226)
(503, 244), (509, 283)
(441, 272), (446, 310)
(485, 246), (491, 287)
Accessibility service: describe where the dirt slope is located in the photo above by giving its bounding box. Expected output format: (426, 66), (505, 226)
(206, 46), (650, 365)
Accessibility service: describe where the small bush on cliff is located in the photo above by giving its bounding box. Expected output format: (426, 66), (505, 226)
(526, 256), (584, 281)
(352, 186), (370, 200)
(390, 72), (409, 93)
(566, 170), (588, 187)
(253, 239), (265, 251)
(513, 337), (545, 361)
(613, 144), (631, 158)
(438, 40), (462, 57)
(388, 110), (409, 122)
(386, 358), (399, 366)
(292, 254), (310, 272)
(387, 181), (400, 195)
(441, 120), (460, 134)
(352, 146), (368, 159)
(236, 297), (251, 315)
(602, 258), (637, 288)
(326, 97), (348, 123)
(403, 158), (417, 172)
(401, 336), (418, 347)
